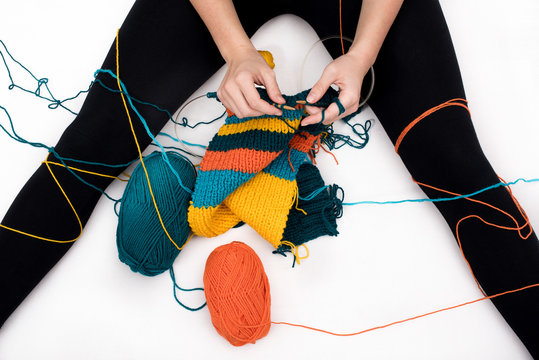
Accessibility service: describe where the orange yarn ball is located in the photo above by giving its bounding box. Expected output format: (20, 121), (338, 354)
(203, 241), (271, 346)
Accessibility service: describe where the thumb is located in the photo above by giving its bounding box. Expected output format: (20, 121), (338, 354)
(261, 71), (285, 104)
(306, 67), (335, 104)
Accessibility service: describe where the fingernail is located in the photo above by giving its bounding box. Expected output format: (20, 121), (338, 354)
(306, 94), (315, 103)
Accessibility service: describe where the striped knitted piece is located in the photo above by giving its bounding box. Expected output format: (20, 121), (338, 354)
(188, 88), (341, 249)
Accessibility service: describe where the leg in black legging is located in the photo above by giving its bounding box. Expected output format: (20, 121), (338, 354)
(365, 1), (539, 357)
(0, 0), (228, 327)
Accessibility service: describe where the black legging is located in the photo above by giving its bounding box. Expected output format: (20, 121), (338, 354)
(1, 0), (538, 356)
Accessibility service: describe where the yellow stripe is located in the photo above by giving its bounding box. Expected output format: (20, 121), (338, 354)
(187, 171), (295, 247)
(225, 172), (295, 248)
(187, 203), (242, 238)
(217, 117), (300, 136)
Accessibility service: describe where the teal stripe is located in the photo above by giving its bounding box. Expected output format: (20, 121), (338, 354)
(264, 148), (310, 181)
(192, 170), (254, 208)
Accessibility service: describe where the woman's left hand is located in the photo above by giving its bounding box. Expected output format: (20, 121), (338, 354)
(301, 51), (372, 126)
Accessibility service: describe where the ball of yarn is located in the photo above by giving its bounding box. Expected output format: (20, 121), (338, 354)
(203, 241), (271, 346)
(117, 151), (195, 276)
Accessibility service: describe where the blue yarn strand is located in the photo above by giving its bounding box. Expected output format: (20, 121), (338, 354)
(1, 39), (89, 115)
(0, 105), (119, 201)
(95, 69), (193, 194)
(333, 97), (346, 115)
(341, 177), (539, 206)
(157, 132), (207, 149)
(169, 267), (206, 312)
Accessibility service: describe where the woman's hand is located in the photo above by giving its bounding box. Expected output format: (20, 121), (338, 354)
(217, 47), (285, 118)
(188, 0), (285, 118)
(301, 51), (371, 126)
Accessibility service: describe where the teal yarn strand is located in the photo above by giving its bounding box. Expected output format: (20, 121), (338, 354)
(169, 267), (207, 312)
(0, 105), (120, 202)
(0, 39), (94, 115)
(116, 151), (196, 276)
(333, 97), (346, 115)
(339, 177), (539, 206)
(95, 69), (193, 194)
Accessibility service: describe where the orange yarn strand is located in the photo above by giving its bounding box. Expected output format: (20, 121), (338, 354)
(320, 142), (339, 165)
(339, 0), (345, 55)
(272, 283), (539, 337)
(394, 99), (470, 154)
(268, 98), (538, 338)
(414, 179), (533, 295)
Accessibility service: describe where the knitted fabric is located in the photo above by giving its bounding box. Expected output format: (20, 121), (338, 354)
(187, 88), (342, 249)
(282, 163), (342, 246)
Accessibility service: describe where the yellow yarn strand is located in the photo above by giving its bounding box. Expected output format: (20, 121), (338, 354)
(0, 156), (82, 244)
(280, 240), (310, 265)
(294, 183), (307, 216)
(179, 232), (195, 251)
(114, 29), (181, 250)
(43, 160), (129, 182)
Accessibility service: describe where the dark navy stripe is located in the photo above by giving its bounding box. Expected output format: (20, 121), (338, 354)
(207, 130), (293, 152)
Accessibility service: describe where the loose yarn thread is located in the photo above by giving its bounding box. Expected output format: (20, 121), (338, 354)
(1, 15), (538, 347)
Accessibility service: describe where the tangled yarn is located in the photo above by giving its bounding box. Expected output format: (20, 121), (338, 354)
(116, 151), (196, 276)
(203, 241), (271, 346)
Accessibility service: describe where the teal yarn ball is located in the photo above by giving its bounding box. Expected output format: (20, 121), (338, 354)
(117, 151), (196, 276)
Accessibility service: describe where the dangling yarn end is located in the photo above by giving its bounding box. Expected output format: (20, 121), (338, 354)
(169, 267), (206, 312)
(279, 240), (310, 266)
(294, 184), (307, 216)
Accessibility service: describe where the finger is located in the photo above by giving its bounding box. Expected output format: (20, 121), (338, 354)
(228, 86), (264, 119)
(304, 105), (322, 116)
(261, 70), (285, 104)
(216, 86), (236, 114)
(243, 84), (282, 116)
(301, 102), (340, 126)
(306, 66), (335, 104)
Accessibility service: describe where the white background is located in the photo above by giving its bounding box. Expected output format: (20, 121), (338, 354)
(0, 1), (538, 359)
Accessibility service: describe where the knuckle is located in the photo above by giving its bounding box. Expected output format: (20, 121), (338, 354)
(325, 64), (337, 76)
(236, 71), (251, 82)
(262, 68), (275, 78)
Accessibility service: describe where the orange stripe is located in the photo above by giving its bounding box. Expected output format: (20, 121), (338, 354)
(395, 99), (470, 154)
(289, 132), (317, 153)
(199, 148), (281, 173)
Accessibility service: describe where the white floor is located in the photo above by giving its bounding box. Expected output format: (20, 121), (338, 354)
(0, 1), (538, 359)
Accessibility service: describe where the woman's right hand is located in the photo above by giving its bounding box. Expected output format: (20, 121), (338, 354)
(217, 46), (285, 118)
